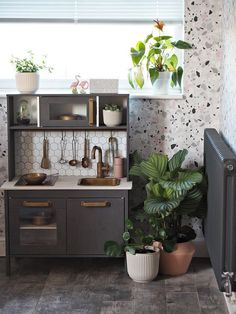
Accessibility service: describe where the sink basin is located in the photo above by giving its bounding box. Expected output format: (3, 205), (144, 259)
(78, 177), (120, 186)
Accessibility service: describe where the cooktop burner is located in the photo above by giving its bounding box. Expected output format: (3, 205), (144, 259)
(15, 174), (58, 186)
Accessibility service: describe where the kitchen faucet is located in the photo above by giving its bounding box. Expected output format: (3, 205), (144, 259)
(91, 146), (109, 178)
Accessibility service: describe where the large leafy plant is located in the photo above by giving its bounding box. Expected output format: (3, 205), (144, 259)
(128, 20), (192, 89)
(129, 149), (206, 252)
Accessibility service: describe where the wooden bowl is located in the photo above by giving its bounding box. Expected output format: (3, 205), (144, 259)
(22, 173), (47, 185)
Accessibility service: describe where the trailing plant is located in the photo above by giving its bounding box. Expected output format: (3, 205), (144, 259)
(10, 50), (53, 73)
(128, 19), (192, 89)
(129, 149), (206, 252)
(104, 218), (155, 257)
(104, 104), (122, 112)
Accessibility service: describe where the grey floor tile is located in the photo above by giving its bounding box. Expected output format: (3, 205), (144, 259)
(101, 301), (134, 314)
(166, 292), (201, 314)
(165, 272), (196, 292)
(197, 286), (229, 314)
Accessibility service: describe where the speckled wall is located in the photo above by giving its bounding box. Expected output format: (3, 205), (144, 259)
(221, 0), (236, 149)
(0, 0), (223, 254)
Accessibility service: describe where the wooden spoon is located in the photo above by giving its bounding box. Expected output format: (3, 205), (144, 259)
(41, 134), (50, 169)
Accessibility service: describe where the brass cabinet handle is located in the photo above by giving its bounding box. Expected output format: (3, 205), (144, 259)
(22, 201), (52, 208)
(80, 201), (110, 207)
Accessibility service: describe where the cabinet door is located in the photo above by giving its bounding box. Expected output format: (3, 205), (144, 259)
(9, 198), (66, 255)
(40, 96), (89, 127)
(67, 198), (125, 255)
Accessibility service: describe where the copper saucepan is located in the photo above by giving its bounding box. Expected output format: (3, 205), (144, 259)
(22, 173), (47, 185)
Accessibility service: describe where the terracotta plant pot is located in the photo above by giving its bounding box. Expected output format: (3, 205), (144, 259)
(159, 241), (195, 276)
(126, 250), (160, 283)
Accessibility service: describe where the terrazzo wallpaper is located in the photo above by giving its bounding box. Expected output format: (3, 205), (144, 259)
(0, 0), (223, 255)
(221, 0), (236, 150)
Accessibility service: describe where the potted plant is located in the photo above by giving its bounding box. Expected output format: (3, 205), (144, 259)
(103, 104), (123, 127)
(104, 219), (160, 283)
(128, 19), (192, 92)
(130, 149), (207, 276)
(10, 50), (53, 93)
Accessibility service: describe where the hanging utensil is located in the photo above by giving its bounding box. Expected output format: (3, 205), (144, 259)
(58, 131), (67, 164)
(41, 132), (50, 169)
(69, 131), (78, 166)
(82, 131), (90, 168)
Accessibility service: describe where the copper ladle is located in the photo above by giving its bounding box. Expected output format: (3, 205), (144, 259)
(69, 132), (78, 166)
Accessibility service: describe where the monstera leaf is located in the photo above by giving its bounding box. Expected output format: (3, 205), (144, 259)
(168, 149), (188, 173)
(140, 153), (168, 181)
(160, 171), (203, 191)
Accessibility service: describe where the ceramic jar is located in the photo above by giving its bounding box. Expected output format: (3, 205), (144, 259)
(113, 157), (123, 178)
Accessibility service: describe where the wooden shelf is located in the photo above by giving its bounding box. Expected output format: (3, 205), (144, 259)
(20, 223), (57, 230)
(9, 125), (127, 131)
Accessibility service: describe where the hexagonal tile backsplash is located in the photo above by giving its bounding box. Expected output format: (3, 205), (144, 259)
(15, 131), (127, 176)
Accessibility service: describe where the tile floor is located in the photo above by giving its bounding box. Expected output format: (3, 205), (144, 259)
(0, 257), (228, 314)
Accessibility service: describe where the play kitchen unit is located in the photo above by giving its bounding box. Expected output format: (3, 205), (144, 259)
(2, 93), (132, 274)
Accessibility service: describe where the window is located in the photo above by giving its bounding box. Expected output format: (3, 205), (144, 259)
(0, 1), (184, 89)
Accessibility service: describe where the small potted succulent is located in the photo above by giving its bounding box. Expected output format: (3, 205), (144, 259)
(129, 149), (207, 276)
(103, 104), (123, 127)
(104, 219), (160, 283)
(128, 19), (192, 92)
(10, 50), (53, 93)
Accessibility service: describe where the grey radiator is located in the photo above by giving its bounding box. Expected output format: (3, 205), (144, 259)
(204, 128), (236, 292)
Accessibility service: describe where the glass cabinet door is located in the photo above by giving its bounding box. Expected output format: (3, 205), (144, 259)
(40, 96), (93, 127)
(9, 198), (66, 254)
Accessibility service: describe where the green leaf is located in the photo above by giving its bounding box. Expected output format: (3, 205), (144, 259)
(168, 149), (188, 173)
(134, 66), (144, 88)
(149, 68), (159, 85)
(125, 219), (134, 230)
(163, 239), (176, 252)
(128, 68), (135, 89)
(171, 40), (192, 49)
(129, 164), (143, 177)
(140, 153), (168, 180)
(104, 241), (122, 257)
(144, 198), (181, 215)
(153, 36), (173, 41)
(130, 41), (145, 66)
(135, 211), (147, 223)
(125, 245), (136, 255)
(123, 231), (130, 242)
(160, 171), (203, 191)
(177, 66), (183, 87)
(143, 235), (154, 245)
(144, 33), (153, 43)
(159, 228), (166, 238)
(177, 186), (203, 215)
(171, 72), (177, 87)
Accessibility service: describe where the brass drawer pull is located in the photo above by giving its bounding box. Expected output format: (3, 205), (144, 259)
(22, 201), (52, 208)
(80, 201), (110, 208)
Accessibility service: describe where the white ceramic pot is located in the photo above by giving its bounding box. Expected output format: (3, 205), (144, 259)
(126, 250), (160, 283)
(15, 72), (39, 93)
(103, 110), (122, 127)
(152, 71), (171, 94)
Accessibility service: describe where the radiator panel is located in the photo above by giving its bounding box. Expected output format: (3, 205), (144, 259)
(204, 128), (236, 291)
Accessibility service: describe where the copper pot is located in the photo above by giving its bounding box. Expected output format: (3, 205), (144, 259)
(22, 173), (47, 185)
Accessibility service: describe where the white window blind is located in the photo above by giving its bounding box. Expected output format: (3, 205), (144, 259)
(0, 0), (183, 22)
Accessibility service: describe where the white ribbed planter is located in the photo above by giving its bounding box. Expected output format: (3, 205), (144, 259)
(126, 250), (160, 283)
(103, 110), (122, 127)
(15, 72), (39, 93)
(152, 72), (171, 94)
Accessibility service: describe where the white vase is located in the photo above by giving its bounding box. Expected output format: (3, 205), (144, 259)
(152, 72), (171, 94)
(15, 72), (39, 93)
(103, 110), (122, 127)
(126, 250), (160, 283)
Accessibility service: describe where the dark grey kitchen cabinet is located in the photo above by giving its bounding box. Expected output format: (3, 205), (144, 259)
(67, 197), (125, 255)
(8, 197), (66, 255)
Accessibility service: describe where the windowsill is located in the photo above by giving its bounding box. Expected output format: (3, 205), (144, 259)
(0, 88), (184, 100)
